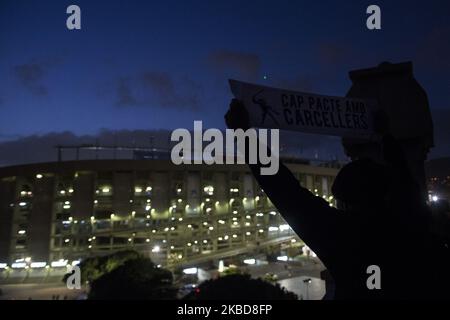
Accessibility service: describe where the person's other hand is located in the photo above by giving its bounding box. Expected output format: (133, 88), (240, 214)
(224, 99), (250, 130)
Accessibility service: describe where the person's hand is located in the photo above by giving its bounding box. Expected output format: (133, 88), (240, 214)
(224, 99), (250, 130)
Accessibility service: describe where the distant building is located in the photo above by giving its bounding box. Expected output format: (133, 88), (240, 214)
(0, 158), (338, 276)
(426, 157), (450, 202)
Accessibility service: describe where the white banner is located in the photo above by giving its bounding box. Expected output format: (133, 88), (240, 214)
(229, 79), (378, 139)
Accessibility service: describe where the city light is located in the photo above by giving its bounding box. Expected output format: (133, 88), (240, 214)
(277, 255), (288, 261)
(243, 258), (256, 265)
(51, 259), (68, 267)
(204, 186), (214, 195)
(218, 260), (224, 272)
(36, 174), (43, 179)
(183, 267), (198, 275)
(152, 245), (160, 253)
(12, 262), (27, 269)
(30, 262), (47, 268)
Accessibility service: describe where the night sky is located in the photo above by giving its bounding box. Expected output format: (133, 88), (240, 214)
(0, 0), (449, 165)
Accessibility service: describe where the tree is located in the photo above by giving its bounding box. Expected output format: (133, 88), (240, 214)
(62, 250), (140, 284)
(88, 257), (177, 300)
(185, 274), (298, 300)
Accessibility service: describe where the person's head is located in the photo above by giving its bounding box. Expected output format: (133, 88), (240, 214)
(331, 158), (393, 213)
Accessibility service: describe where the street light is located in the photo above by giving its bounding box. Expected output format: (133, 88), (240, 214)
(303, 278), (312, 300)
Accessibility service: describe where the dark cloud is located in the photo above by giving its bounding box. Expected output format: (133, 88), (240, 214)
(1, 108), (449, 168)
(0, 128), (348, 168)
(114, 72), (201, 110)
(116, 77), (138, 107)
(12, 56), (62, 96)
(208, 50), (261, 80)
(13, 63), (49, 96)
(0, 130), (173, 167)
(141, 71), (200, 110)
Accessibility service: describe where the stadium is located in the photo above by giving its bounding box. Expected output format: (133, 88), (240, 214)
(0, 149), (339, 280)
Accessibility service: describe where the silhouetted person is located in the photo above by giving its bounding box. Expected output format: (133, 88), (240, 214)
(225, 99), (449, 300)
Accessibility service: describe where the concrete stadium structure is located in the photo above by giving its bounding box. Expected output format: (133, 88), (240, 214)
(0, 158), (339, 278)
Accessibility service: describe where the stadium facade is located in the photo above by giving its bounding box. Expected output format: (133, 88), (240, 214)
(0, 158), (339, 275)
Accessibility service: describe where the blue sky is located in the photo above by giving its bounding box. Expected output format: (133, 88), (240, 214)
(0, 0), (449, 163)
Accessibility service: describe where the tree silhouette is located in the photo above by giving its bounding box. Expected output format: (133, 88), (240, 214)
(185, 274), (297, 300)
(88, 257), (177, 300)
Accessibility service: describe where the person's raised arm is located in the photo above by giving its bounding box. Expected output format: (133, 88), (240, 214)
(224, 99), (343, 258)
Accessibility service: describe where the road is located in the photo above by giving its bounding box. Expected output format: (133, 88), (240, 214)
(0, 283), (86, 300)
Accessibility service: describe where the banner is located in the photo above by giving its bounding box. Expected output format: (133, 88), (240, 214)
(229, 79), (378, 139)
